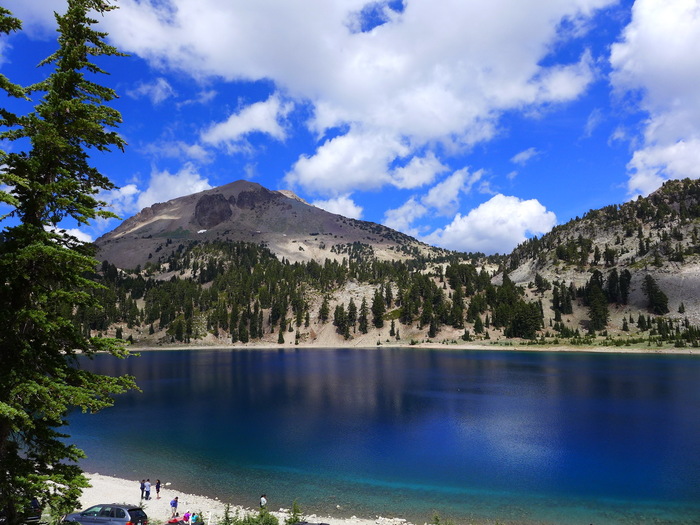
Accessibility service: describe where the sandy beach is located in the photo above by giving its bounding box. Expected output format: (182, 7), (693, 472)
(81, 474), (416, 525)
(130, 340), (699, 355)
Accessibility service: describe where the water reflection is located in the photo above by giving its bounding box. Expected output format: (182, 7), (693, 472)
(73, 348), (700, 524)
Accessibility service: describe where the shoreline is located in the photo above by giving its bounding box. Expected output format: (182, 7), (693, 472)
(81, 473), (418, 525)
(124, 341), (698, 355)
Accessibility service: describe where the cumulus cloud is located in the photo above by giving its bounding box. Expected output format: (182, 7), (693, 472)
(101, 163), (211, 216)
(101, 183), (140, 218)
(391, 152), (448, 190)
(94, 0), (612, 197)
(201, 94), (293, 151)
(127, 77), (176, 105)
(383, 197), (428, 237)
(610, 0), (700, 196)
(56, 227), (94, 243)
(626, 140), (700, 196)
(381, 167), (486, 238)
(422, 194), (557, 254)
(287, 129), (408, 196)
(136, 163), (212, 210)
(422, 168), (484, 215)
(311, 195), (363, 219)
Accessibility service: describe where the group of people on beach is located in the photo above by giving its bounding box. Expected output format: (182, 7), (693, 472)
(152, 480), (268, 522)
(139, 478), (161, 500)
(168, 497), (200, 524)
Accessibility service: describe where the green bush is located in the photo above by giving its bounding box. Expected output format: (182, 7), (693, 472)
(284, 501), (303, 525)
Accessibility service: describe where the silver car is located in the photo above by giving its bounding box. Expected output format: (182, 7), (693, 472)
(62, 505), (147, 525)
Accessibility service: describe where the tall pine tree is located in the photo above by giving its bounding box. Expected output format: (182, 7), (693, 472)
(0, 3), (137, 521)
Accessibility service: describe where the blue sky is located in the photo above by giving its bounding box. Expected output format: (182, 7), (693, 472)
(2, 0), (700, 254)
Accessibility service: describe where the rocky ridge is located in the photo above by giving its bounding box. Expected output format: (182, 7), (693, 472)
(96, 180), (447, 269)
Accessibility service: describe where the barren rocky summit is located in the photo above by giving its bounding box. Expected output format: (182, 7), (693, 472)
(96, 180), (444, 269)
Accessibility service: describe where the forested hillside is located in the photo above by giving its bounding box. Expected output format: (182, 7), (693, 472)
(82, 178), (700, 350)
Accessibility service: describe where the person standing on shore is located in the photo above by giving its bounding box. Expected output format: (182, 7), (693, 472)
(259, 494), (267, 510)
(170, 497), (179, 518)
(144, 479), (151, 500)
(156, 480), (161, 499)
(140, 480), (145, 500)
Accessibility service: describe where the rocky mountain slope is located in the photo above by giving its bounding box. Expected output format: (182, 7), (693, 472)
(501, 178), (700, 326)
(95, 180), (448, 269)
(89, 178), (700, 349)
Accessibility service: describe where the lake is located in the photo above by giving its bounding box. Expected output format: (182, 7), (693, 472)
(69, 348), (700, 524)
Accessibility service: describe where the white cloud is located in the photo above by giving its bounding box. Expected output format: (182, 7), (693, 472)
(201, 94), (293, 151)
(423, 168), (484, 215)
(380, 167), (486, 238)
(177, 89), (217, 109)
(423, 194), (556, 254)
(626, 139), (700, 197)
(610, 0), (700, 196)
(391, 152), (448, 190)
(101, 163), (211, 216)
(8, 0), (63, 37)
(136, 163), (212, 210)
(286, 129), (408, 196)
(311, 195), (363, 219)
(101, 183), (140, 218)
(127, 77), (176, 105)
(510, 147), (540, 166)
(383, 197), (428, 237)
(584, 108), (603, 138)
(59, 227), (94, 243)
(143, 140), (212, 163)
(94, 0), (612, 196)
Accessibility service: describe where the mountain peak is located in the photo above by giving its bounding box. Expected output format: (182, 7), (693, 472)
(96, 179), (443, 269)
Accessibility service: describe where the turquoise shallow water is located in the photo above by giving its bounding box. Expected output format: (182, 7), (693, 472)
(69, 348), (700, 524)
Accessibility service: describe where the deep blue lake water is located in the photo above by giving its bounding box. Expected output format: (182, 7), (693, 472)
(70, 348), (700, 524)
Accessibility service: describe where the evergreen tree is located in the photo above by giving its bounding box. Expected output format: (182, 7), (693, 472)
(606, 268), (621, 303)
(371, 287), (385, 328)
(642, 274), (669, 315)
(637, 314), (647, 331)
(333, 304), (350, 339)
(449, 285), (464, 328)
(238, 316), (249, 343)
(585, 271), (609, 331)
(619, 269), (632, 304)
(174, 319), (184, 342)
(428, 316), (438, 338)
(358, 297), (369, 334)
(347, 297), (357, 332)
(506, 301), (543, 339)
(384, 282), (393, 308)
(0, 3), (137, 521)
(319, 296), (330, 322)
